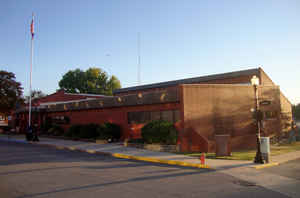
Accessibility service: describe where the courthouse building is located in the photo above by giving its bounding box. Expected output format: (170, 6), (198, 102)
(14, 68), (293, 152)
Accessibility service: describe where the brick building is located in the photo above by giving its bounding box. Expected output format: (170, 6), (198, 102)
(14, 68), (293, 152)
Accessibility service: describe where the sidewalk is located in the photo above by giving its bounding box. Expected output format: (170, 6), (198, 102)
(1, 134), (298, 170)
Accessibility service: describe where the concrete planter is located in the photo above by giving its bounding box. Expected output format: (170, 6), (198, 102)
(95, 139), (108, 144)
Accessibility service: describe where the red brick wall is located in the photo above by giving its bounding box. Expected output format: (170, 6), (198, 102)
(180, 84), (282, 152)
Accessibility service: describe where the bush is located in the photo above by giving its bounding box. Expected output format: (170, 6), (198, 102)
(41, 117), (52, 133)
(141, 120), (177, 145)
(65, 124), (82, 138)
(97, 123), (121, 141)
(79, 123), (99, 139)
(48, 125), (64, 136)
(64, 123), (121, 141)
(128, 138), (145, 144)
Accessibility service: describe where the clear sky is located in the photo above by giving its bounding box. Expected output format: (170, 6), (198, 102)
(1, 0), (299, 104)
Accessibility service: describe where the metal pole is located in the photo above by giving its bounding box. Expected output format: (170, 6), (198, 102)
(137, 32), (141, 85)
(254, 84), (264, 163)
(28, 14), (34, 127)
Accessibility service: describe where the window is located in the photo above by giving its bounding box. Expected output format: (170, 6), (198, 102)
(150, 111), (161, 121)
(161, 111), (173, 123)
(173, 110), (181, 123)
(264, 111), (277, 119)
(140, 111), (151, 123)
(128, 110), (180, 124)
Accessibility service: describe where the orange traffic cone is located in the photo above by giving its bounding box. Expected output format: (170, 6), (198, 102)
(200, 153), (205, 165)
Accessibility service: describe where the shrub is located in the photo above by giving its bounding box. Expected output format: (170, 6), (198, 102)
(141, 120), (177, 145)
(65, 124), (82, 138)
(48, 125), (64, 136)
(128, 138), (145, 144)
(79, 123), (99, 139)
(64, 123), (121, 141)
(41, 117), (52, 133)
(97, 123), (121, 141)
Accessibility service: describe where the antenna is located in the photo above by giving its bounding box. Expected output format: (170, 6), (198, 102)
(137, 32), (141, 85)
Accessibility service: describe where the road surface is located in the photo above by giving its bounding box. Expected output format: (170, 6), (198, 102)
(0, 140), (290, 198)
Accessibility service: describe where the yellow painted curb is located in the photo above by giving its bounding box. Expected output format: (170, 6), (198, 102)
(36, 143), (212, 169)
(86, 149), (97, 154)
(68, 146), (77, 151)
(253, 162), (279, 169)
(112, 153), (211, 169)
(55, 146), (65, 150)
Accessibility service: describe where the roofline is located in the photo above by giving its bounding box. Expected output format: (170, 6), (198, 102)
(39, 98), (101, 106)
(258, 67), (276, 85)
(64, 93), (112, 97)
(114, 67), (260, 94)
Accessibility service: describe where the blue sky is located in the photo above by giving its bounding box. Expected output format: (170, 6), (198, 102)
(1, 0), (300, 104)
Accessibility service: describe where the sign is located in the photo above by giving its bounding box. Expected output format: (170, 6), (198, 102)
(260, 100), (271, 106)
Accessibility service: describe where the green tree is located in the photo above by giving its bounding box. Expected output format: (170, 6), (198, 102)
(58, 67), (121, 95)
(0, 70), (24, 114)
(25, 90), (46, 104)
(292, 103), (300, 121)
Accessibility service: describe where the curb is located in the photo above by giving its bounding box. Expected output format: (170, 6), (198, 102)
(252, 162), (279, 169)
(35, 143), (212, 169)
(111, 153), (211, 169)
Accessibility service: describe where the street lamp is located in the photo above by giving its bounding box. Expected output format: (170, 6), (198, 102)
(251, 75), (264, 164)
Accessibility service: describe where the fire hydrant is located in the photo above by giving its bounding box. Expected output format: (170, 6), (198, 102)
(200, 153), (205, 165)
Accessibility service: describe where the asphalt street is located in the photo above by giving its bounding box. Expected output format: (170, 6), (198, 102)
(261, 158), (300, 181)
(0, 140), (290, 198)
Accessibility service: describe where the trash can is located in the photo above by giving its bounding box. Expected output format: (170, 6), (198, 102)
(260, 137), (270, 163)
(215, 134), (231, 157)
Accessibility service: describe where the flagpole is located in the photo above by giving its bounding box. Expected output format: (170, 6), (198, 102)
(137, 32), (141, 85)
(28, 13), (34, 127)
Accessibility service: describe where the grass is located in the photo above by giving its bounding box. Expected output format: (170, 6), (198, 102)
(270, 142), (300, 156)
(184, 142), (300, 161)
(186, 150), (256, 161)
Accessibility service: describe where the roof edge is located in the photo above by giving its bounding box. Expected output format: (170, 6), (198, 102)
(114, 67), (260, 94)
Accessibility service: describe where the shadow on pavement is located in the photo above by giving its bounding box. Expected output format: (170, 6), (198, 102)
(18, 170), (204, 198)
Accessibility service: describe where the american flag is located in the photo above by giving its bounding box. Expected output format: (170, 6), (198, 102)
(30, 17), (34, 40)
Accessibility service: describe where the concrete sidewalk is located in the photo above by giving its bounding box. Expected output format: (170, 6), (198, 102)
(1, 134), (298, 170)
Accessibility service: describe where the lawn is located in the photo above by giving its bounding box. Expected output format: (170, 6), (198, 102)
(185, 142), (300, 161)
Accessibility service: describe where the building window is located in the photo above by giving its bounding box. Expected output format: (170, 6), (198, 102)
(173, 110), (180, 123)
(128, 110), (180, 124)
(161, 110), (173, 123)
(264, 111), (277, 119)
(150, 111), (161, 121)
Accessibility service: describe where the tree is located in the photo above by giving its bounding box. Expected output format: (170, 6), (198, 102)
(0, 70), (24, 114)
(25, 90), (46, 104)
(58, 67), (121, 95)
(292, 103), (300, 121)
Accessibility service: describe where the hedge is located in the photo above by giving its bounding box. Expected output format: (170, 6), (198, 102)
(48, 125), (64, 136)
(98, 123), (121, 141)
(64, 123), (121, 141)
(141, 120), (177, 145)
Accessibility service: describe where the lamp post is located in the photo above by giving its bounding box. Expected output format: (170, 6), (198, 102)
(251, 75), (264, 164)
